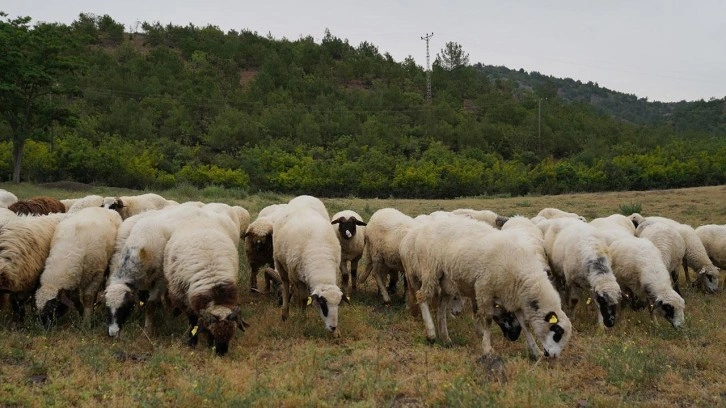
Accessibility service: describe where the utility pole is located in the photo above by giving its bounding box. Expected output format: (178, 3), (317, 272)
(421, 32), (433, 104)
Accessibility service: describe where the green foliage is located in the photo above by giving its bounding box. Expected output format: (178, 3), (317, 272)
(619, 202), (642, 215)
(176, 164), (250, 189)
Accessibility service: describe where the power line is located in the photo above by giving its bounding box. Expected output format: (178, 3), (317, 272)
(421, 32), (433, 104)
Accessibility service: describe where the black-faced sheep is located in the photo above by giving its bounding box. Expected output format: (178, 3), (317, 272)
(331, 210), (367, 296)
(8, 196), (66, 216)
(164, 215), (249, 355)
(405, 216), (572, 358)
(273, 201), (345, 337)
(629, 214), (720, 293)
(35, 207), (122, 327)
(608, 236), (686, 328)
(102, 193), (173, 219)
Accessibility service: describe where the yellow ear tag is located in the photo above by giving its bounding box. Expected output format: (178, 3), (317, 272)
(191, 326), (198, 336)
(346, 296), (351, 302)
(307, 297), (313, 305)
(548, 315), (559, 324)
(586, 297), (591, 305)
(139, 301), (144, 307)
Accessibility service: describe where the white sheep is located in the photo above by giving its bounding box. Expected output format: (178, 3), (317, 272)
(164, 214), (247, 356)
(273, 204), (345, 336)
(35, 207), (122, 326)
(0, 189), (18, 208)
(105, 205), (204, 337)
(636, 220), (687, 294)
(66, 195), (104, 214)
(201, 202), (251, 246)
(358, 208), (415, 304)
(286, 195), (329, 219)
(331, 210), (367, 295)
(451, 208), (509, 228)
(695, 224), (726, 276)
(629, 213), (720, 293)
(541, 218), (622, 328)
(0, 213), (65, 320)
(244, 204), (287, 293)
(102, 193), (173, 219)
(589, 214), (636, 245)
(404, 216), (572, 358)
(608, 236), (686, 328)
(537, 207), (587, 221)
(501, 215), (551, 279)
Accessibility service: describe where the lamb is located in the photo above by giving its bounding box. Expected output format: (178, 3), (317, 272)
(608, 236), (686, 328)
(404, 216), (572, 358)
(540, 218), (622, 328)
(35, 207), (122, 326)
(695, 224), (726, 273)
(65, 195), (104, 214)
(537, 207), (586, 221)
(0, 213), (65, 319)
(105, 205), (204, 337)
(0, 189), (18, 208)
(244, 204), (287, 293)
(451, 208), (509, 228)
(164, 214), (248, 356)
(358, 208), (415, 304)
(102, 193), (173, 219)
(8, 196), (66, 215)
(273, 202), (345, 336)
(629, 213), (719, 293)
(636, 220), (687, 294)
(331, 210), (367, 296)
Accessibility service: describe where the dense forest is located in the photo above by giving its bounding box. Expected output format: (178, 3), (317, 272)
(1, 13), (725, 197)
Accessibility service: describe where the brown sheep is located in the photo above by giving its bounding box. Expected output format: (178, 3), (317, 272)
(9, 196), (66, 216)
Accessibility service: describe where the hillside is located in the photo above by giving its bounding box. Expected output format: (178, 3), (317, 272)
(1, 13), (725, 197)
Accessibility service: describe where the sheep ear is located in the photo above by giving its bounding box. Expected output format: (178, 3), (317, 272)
(228, 306), (240, 321)
(355, 220), (367, 226)
(331, 218), (342, 225)
(545, 311), (559, 324)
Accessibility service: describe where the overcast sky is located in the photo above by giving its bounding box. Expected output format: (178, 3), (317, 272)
(4, 1), (725, 102)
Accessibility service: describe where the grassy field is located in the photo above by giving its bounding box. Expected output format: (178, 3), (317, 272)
(1, 183), (724, 407)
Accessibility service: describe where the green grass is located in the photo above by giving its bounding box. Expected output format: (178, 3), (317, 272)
(0, 182), (725, 407)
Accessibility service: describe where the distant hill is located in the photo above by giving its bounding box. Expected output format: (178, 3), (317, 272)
(475, 64), (726, 134)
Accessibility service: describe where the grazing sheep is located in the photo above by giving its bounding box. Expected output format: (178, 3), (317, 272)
(541, 218), (622, 328)
(358, 208), (415, 304)
(629, 214), (720, 293)
(102, 193), (172, 219)
(164, 215), (248, 356)
(589, 214), (636, 245)
(286, 195), (329, 219)
(537, 207), (586, 221)
(695, 224), (726, 272)
(451, 208), (509, 228)
(405, 217), (572, 358)
(35, 207), (122, 326)
(9, 196), (66, 216)
(201, 202), (250, 246)
(608, 236), (686, 328)
(0, 189), (18, 208)
(273, 204), (345, 336)
(501, 215), (549, 273)
(244, 204), (288, 293)
(636, 221), (688, 294)
(0, 213), (65, 319)
(66, 195), (104, 214)
(331, 210), (367, 296)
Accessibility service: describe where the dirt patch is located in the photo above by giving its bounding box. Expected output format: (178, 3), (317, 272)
(38, 181), (94, 192)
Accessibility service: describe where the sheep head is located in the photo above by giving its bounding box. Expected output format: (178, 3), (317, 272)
(534, 311), (572, 358)
(331, 216), (366, 240)
(696, 266), (719, 294)
(309, 284), (343, 337)
(199, 305), (242, 356)
(105, 282), (137, 337)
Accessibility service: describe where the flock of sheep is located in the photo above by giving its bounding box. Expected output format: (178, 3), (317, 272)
(0, 188), (724, 360)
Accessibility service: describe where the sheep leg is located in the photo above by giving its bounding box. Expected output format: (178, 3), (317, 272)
(515, 310), (543, 359)
(340, 259), (350, 296)
(418, 300), (437, 343)
(387, 270), (399, 296)
(248, 262), (260, 292)
(276, 261), (291, 321)
(350, 257), (360, 292)
(474, 283), (495, 356)
(681, 259), (693, 284)
(436, 294), (452, 346)
(372, 264), (392, 304)
(670, 268), (682, 295)
(405, 271), (422, 317)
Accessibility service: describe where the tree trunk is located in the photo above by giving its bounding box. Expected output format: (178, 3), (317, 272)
(12, 139), (25, 183)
